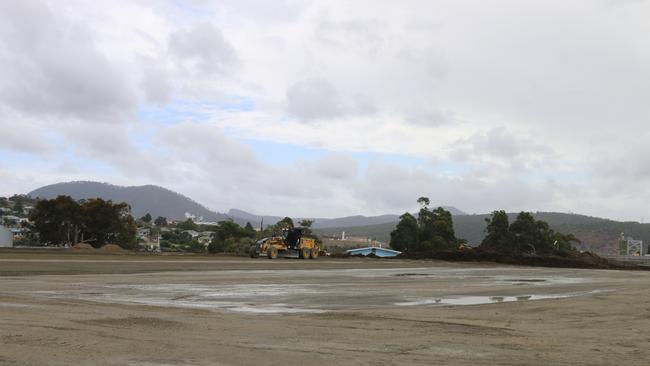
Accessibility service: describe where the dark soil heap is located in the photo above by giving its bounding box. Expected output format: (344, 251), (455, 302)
(399, 248), (641, 270)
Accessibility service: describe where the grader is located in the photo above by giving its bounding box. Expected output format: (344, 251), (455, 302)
(249, 227), (319, 259)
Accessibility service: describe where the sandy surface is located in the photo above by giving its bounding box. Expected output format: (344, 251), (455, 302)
(1, 251), (649, 365)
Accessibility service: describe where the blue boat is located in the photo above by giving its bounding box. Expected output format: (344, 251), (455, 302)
(346, 246), (402, 258)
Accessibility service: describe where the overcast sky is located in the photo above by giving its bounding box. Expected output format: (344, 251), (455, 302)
(1, 0), (649, 220)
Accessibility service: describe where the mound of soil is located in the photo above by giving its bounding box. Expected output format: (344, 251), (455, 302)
(72, 243), (94, 250)
(99, 244), (126, 253)
(400, 248), (640, 270)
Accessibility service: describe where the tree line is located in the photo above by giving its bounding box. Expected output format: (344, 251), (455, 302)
(28, 195), (137, 249)
(390, 197), (580, 255)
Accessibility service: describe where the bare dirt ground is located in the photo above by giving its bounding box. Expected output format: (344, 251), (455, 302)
(1, 250), (649, 365)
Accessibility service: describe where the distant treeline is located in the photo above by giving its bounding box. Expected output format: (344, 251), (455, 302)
(390, 197), (579, 256)
(316, 211), (650, 255)
(28, 196), (137, 248)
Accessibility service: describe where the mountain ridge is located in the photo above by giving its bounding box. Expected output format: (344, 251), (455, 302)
(228, 207), (466, 229)
(26, 181), (466, 228)
(28, 181), (231, 222)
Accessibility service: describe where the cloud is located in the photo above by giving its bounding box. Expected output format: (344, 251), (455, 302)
(0, 0), (136, 124)
(168, 22), (239, 76)
(286, 79), (344, 120)
(0, 106), (51, 153)
(354, 160), (556, 215)
(301, 153), (359, 180)
(139, 56), (173, 105)
(315, 18), (387, 56)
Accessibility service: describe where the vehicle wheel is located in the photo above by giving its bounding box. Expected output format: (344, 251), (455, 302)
(299, 247), (310, 259)
(249, 246), (258, 258)
(267, 246), (278, 259)
(309, 247), (319, 259)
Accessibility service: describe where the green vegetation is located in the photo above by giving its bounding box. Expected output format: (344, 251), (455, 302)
(28, 195), (137, 249)
(177, 218), (199, 231)
(479, 211), (579, 255)
(208, 220), (256, 254)
(140, 213), (152, 224)
(389, 213), (419, 252)
(390, 197), (462, 252)
(384, 198), (614, 268)
(389, 198), (580, 258)
(154, 216), (168, 227)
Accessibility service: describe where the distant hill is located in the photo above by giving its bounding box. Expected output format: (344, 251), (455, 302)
(228, 206), (466, 229)
(28, 181), (231, 222)
(313, 212), (650, 255)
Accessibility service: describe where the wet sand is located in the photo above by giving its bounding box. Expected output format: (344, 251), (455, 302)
(1, 251), (649, 365)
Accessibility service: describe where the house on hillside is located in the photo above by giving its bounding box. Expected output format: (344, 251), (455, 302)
(182, 230), (200, 238)
(197, 231), (214, 246)
(137, 227), (150, 240)
(10, 228), (27, 239)
(1, 215), (28, 225)
(198, 235), (213, 246)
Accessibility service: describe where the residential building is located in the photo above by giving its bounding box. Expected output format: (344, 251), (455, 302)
(137, 227), (151, 239)
(618, 233), (645, 256)
(182, 230), (200, 238)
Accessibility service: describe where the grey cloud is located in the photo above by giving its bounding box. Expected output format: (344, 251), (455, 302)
(0, 0), (135, 123)
(354, 161), (555, 215)
(168, 23), (239, 76)
(208, 0), (307, 22)
(0, 108), (51, 153)
(286, 79), (344, 120)
(139, 57), (173, 105)
(301, 153), (358, 180)
(472, 128), (523, 158)
(153, 123), (349, 213)
(158, 121), (260, 168)
(286, 79), (376, 121)
(62, 122), (166, 181)
(448, 128), (555, 173)
(315, 18), (386, 56)
(404, 105), (452, 126)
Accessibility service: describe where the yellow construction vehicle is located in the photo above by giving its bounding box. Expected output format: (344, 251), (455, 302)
(249, 227), (319, 259)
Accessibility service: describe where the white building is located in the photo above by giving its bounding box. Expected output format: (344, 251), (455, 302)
(136, 227), (151, 239)
(182, 230), (200, 238)
(619, 233), (645, 256)
(0, 225), (13, 248)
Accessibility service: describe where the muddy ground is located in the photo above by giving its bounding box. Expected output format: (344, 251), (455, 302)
(1, 250), (649, 365)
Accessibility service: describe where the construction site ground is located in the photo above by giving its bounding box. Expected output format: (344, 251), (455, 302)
(1, 250), (649, 365)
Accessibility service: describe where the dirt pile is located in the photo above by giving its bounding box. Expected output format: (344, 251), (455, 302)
(400, 248), (639, 270)
(99, 244), (126, 253)
(72, 243), (94, 250)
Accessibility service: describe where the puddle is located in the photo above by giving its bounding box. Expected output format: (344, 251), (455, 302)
(390, 271), (584, 287)
(394, 291), (599, 306)
(39, 283), (328, 314)
(394, 273), (431, 277)
(108, 283), (320, 298)
(0, 302), (39, 308)
(500, 279), (547, 283)
(74, 293), (326, 314)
